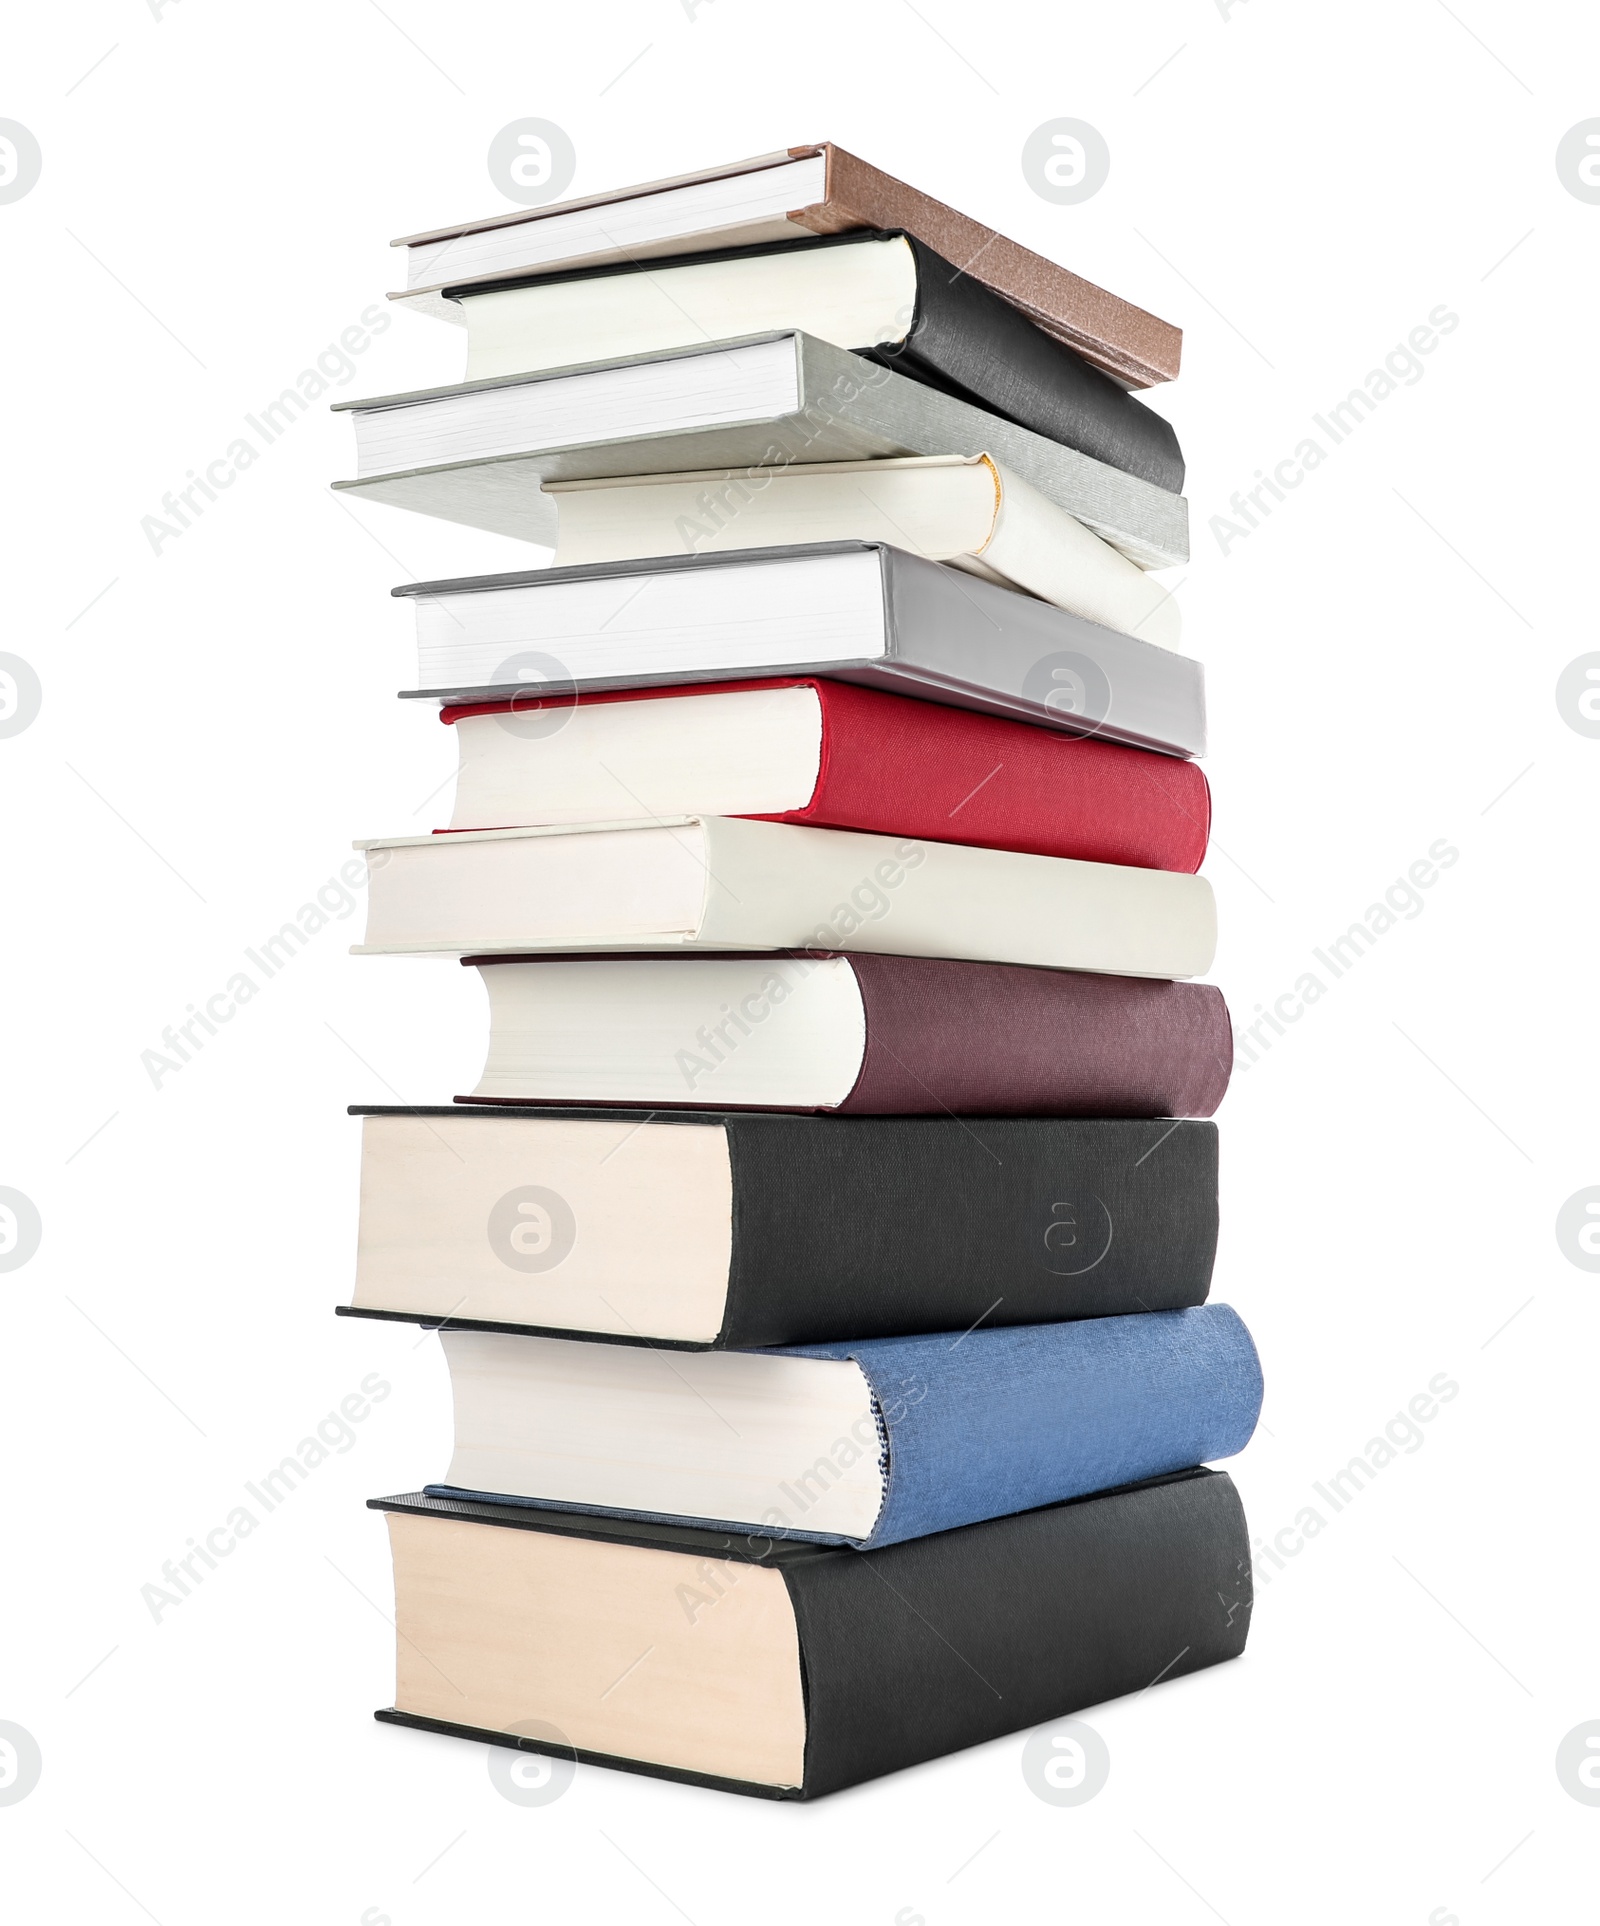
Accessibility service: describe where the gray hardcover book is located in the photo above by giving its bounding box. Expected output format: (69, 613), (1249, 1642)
(331, 332), (1188, 569)
(394, 541), (1206, 759)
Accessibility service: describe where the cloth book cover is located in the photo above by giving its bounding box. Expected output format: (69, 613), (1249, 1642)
(427, 1303), (1263, 1547)
(852, 230), (1180, 483)
(440, 676), (1210, 871)
(455, 954), (1232, 1117)
(341, 1107), (1221, 1348)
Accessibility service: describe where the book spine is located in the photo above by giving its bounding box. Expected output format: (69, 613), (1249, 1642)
(783, 1305), (1262, 1548)
(891, 236), (1185, 491)
(718, 1115), (1218, 1348)
(880, 545), (1209, 758)
(786, 681), (1208, 871)
(786, 1470), (1248, 1796)
(792, 336), (1189, 571)
(802, 145), (1183, 388)
(840, 956), (1232, 1117)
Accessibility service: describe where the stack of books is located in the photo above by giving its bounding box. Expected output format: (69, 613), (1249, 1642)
(336, 143), (1261, 1800)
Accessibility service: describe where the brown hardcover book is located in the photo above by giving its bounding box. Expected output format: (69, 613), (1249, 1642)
(393, 144), (1181, 388)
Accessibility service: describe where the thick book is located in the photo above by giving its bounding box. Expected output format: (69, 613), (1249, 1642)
(546, 454), (1182, 647)
(395, 542), (1208, 759)
(439, 677), (1211, 869)
(354, 818), (1217, 974)
(450, 954), (1233, 1115)
(392, 142), (1183, 388)
(453, 233), (1183, 491)
(331, 332), (1189, 569)
(340, 1107), (1221, 1348)
(371, 1469), (1248, 1798)
(423, 1306), (1262, 1545)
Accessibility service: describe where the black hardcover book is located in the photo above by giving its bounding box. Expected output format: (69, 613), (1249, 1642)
(870, 233), (1184, 491)
(338, 1106), (1219, 1349)
(370, 1468), (1251, 1799)
(445, 230), (1184, 492)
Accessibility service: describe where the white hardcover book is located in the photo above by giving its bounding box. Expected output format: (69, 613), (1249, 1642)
(354, 817), (1215, 978)
(400, 154), (830, 307)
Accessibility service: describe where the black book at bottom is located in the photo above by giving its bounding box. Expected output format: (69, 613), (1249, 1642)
(369, 1468), (1251, 1799)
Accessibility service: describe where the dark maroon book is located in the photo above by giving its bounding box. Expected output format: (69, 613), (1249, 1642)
(455, 952), (1232, 1118)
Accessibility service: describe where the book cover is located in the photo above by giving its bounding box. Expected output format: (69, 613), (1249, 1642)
(371, 1467), (1248, 1799)
(341, 1107), (1222, 1347)
(441, 677), (1211, 869)
(398, 542), (1209, 758)
(427, 1304), (1263, 1547)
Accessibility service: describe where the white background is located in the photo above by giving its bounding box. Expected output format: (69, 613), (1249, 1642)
(3, 2), (1597, 1921)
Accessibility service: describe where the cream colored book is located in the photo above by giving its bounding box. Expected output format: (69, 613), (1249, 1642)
(354, 816), (1215, 978)
(545, 455), (1180, 648)
(460, 236), (918, 382)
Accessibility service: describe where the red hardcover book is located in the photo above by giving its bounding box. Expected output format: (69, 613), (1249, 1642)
(440, 678), (1209, 872)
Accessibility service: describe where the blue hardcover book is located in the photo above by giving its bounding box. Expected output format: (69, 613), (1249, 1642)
(425, 1305), (1262, 1547)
